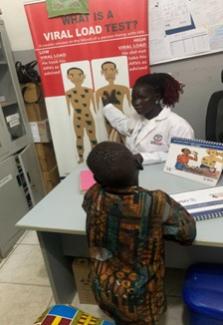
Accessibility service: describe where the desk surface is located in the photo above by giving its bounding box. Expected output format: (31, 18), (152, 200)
(17, 164), (223, 247)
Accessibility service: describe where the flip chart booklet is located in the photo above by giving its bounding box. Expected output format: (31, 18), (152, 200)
(171, 186), (223, 221)
(164, 137), (223, 186)
(80, 169), (95, 192)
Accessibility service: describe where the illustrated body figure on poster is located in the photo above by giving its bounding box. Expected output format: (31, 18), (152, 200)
(62, 62), (98, 163)
(94, 57), (131, 136)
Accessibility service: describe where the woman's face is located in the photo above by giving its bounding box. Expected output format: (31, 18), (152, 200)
(131, 84), (160, 119)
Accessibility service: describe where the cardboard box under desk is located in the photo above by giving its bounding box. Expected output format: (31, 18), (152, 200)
(29, 120), (51, 143)
(35, 143), (57, 172)
(42, 166), (60, 193)
(72, 258), (96, 305)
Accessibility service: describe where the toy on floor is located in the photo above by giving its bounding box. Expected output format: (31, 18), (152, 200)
(34, 304), (114, 325)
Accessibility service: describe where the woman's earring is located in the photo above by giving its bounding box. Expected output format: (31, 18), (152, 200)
(155, 99), (160, 105)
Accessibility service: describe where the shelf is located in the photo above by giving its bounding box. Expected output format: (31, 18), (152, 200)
(0, 100), (17, 108)
(0, 60), (7, 65)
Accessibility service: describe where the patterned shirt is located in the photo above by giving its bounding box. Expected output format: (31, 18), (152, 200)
(82, 184), (196, 325)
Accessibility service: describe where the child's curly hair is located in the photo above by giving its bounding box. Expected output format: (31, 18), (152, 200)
(87, 142), (137, 188)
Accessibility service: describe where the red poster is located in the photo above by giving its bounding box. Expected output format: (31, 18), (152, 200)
(25, 0), (149, 176)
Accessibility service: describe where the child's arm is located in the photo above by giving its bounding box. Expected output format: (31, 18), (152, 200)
(160, 191), (196, 245)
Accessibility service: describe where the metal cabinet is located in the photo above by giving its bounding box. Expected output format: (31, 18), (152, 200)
(0, 156), (29, 257)
(0, 19), (45, 257)
(18, 144), (44, 205)
(0, 20), (32, 158)
(0, 108), (10, 158)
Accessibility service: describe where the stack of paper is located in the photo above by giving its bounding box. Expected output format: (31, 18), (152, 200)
(171, 186), (223, 221)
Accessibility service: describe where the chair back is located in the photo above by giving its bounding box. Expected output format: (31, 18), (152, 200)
(206, 91), (223, 142)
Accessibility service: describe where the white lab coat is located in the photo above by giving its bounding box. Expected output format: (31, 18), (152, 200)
(103, 104), (194, 165)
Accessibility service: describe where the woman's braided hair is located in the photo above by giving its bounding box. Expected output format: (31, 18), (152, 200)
(134, 73), (184, 107)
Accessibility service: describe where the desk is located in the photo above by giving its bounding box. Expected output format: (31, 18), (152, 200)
(17, 164), (223, 303)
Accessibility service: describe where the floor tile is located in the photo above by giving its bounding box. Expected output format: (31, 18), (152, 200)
(0, 244), (18, 270)
(47, 296), (55, 308)
(20, 230), (39, 245)
(0, 257), (6, 270)
(0, 283), (52, 325)
(160, 297), (188, 325)
(165, 268), (186, 297)
(72, 294), (113, 321)
(48, 294), (112, 321)
(0, 244), (49, 286)
(15, 230), (27, 245)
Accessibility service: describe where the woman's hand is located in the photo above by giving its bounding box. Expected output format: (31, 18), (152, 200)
(102, 90), (121, 106)
(134, 154), (144, 170)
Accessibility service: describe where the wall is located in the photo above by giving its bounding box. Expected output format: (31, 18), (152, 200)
(0, 0), (34, 50)
(152, 52), (223, 139)
(1, 0), (223, 138)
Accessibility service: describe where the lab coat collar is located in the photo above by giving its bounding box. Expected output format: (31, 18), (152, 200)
(135, 106), (171, 145)
(154, 106), (171, 121)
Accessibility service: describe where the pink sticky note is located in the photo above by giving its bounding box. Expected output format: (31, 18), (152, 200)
(80, 169), (96, 192)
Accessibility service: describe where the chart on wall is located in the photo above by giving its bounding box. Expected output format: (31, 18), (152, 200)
(150, 0), (223, 64)
(24, 0), (149, 177)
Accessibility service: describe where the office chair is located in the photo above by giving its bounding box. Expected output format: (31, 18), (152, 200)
(206, 71), (223, 142)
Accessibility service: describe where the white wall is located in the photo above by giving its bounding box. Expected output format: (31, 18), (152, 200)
(0, 0), (34, 50)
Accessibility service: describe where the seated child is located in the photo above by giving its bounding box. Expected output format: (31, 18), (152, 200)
(82, 142), (196, 325)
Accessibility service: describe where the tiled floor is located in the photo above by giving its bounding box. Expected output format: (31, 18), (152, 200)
(0, 231), (189, 324)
